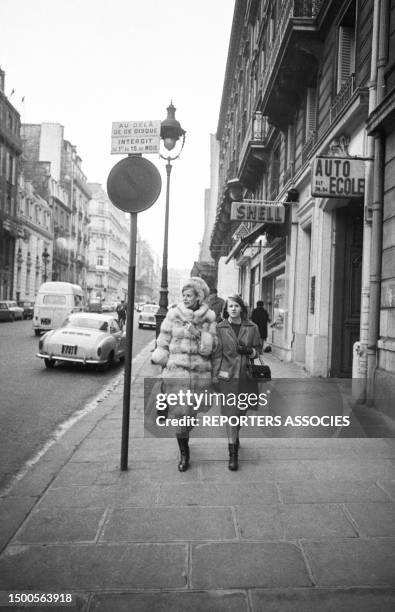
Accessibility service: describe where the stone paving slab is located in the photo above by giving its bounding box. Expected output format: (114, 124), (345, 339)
(309, 459), (395, 481)
(199, 459), (317, 482)
(345, 502), (395, 536)
(378, 480), (395, 499)
(100, 507), (237, 542)
(236, 503), (357, 540)
(191, 542), (311, 588)
(14, 507), (106, 543)
(158, 482), (278, 506)
(0, 543), (187, 590)
(278, 480), (391, 503)
(302, 539), (395, 586)
(0, 496), (38, 551)
(89, 590), (248, 612)
(249, 587), (395, 611)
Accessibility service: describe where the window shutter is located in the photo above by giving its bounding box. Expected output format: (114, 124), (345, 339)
(337, 26), (355, 91)
(306, 88), (317, 137)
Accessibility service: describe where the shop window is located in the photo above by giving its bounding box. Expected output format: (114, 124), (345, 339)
(273, 273), (285, 329)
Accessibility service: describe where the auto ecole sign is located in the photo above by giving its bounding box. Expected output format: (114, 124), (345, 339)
(311, 156), (365, 198)
(231, 201), (285, 223)
(111, 120), (161, 154)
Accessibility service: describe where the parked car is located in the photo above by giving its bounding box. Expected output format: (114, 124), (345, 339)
(87, 299), (102, 313)
(18, 300), (34, 319)
(0, 301), (23, 321)
(0, 301), (16, 322)
(138, 303), (159, 329)
(101, 302), (116, 313)
(36, 312), (126, 371)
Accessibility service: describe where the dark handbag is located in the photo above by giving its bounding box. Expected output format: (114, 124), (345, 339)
(247, 356), (271, 380)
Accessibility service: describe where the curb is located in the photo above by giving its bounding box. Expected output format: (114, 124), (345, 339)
(0, 339), (156, 554)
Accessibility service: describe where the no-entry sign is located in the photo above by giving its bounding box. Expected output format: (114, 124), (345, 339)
(107, 156), (161, 213)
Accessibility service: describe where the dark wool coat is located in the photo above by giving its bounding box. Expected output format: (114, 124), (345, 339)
(151, 302), (217, 408)
(251, 306), (270, 339)
(212, 319), (263, 405)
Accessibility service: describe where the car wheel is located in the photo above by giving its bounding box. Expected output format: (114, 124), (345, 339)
(44, 358), (55, 369)
(138, 323), (142, 328)
(34, 329), (41, 336)
(10, 314), (15, 322)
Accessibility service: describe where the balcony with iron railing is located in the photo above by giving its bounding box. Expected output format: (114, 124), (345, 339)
(259, 0), (322, 128)
(238, 112), (270, 186)
(302, 130), (318, 165)
(329, 74), (356, 124)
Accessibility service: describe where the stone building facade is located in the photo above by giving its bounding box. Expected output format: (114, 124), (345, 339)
(13, 174), (53, 302)
(86, 183), (129, 304)
(211, 0), (392, 412)
(0, 68), (22, 299)
(21, 123), (90, 289)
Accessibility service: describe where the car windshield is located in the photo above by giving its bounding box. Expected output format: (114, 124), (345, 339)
(43, 295), (67, 305)
(142, 305), (158, 313)
(0, 303), (8, 310)
(62, 317), (109, 331)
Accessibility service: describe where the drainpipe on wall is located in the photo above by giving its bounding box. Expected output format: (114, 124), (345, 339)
(366, 0), (389, 403)
(355, 0), (381, 402)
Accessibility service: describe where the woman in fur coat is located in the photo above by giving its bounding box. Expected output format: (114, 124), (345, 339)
(151, 277), (216, 472)
(212, 294), (262, 471)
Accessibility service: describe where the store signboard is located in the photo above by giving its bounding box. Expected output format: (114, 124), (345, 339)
(231, 201), (285, 223)
(311, 156), (365, 198)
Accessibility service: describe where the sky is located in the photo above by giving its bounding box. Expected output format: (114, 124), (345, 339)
(1, 0), (234, 268)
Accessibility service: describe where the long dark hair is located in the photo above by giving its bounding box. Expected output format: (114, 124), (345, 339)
(222, 294), (248, 320)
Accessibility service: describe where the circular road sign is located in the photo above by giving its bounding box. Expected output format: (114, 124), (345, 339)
(106, 156), (162, 213)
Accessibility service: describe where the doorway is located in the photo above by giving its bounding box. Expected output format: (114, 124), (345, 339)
(331, 200), (363, 377)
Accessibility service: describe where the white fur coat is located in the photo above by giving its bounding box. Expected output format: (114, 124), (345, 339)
(151, 302), (216, 380)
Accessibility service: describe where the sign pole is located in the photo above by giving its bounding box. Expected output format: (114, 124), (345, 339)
(120, 211), (138, 470)
(106, 149), (162, 471)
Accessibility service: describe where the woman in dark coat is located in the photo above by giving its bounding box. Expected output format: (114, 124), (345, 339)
(212, 295), (262, 471)
(251, 300), (270, 348)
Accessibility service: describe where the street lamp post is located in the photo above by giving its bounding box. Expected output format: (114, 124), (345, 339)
(155, 102), (186, 337)
(42, 247), (50, 283)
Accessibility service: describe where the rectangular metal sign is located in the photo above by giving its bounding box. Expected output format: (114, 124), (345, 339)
(231, 201), (285, 224)
(311, 156), (365, 198)
(111, 120), (161, 154)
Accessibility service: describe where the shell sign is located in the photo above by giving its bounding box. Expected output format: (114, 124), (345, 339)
(311, 156), (366, 198)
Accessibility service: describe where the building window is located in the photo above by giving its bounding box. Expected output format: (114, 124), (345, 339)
(305, 87), (317, 140)
(270, 144), (280, 199)
(336, 3), (356, 93)
(97, 256), (103, 266)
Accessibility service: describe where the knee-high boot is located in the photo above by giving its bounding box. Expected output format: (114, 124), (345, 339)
(228, 443), (238, 471)
(176, 435), (190, 472)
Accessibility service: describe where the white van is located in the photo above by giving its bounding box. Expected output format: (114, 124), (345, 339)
(33, 282), (85, 336)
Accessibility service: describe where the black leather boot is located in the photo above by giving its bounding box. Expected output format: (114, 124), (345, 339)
(176, 436), (190, 472)
(228, 443), (238, 471)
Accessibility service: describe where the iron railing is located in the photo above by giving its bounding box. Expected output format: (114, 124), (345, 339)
(330, 73), (356, 124)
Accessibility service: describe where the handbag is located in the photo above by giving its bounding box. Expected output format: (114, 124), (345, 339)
(247, 355), (271, 380)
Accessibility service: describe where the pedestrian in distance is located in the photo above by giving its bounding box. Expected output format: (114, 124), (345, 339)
(251, 300), (270, 351)
(207, 286), (225, 323)
(212, 294), (262, 471)
(151, 277), (217, 472)
(116, 300), (127, 329)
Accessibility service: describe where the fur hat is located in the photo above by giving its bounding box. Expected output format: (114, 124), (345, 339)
(182, 277), (210, 304)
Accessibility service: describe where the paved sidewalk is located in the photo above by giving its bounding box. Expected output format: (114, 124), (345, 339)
(0, 343), (395, 611)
